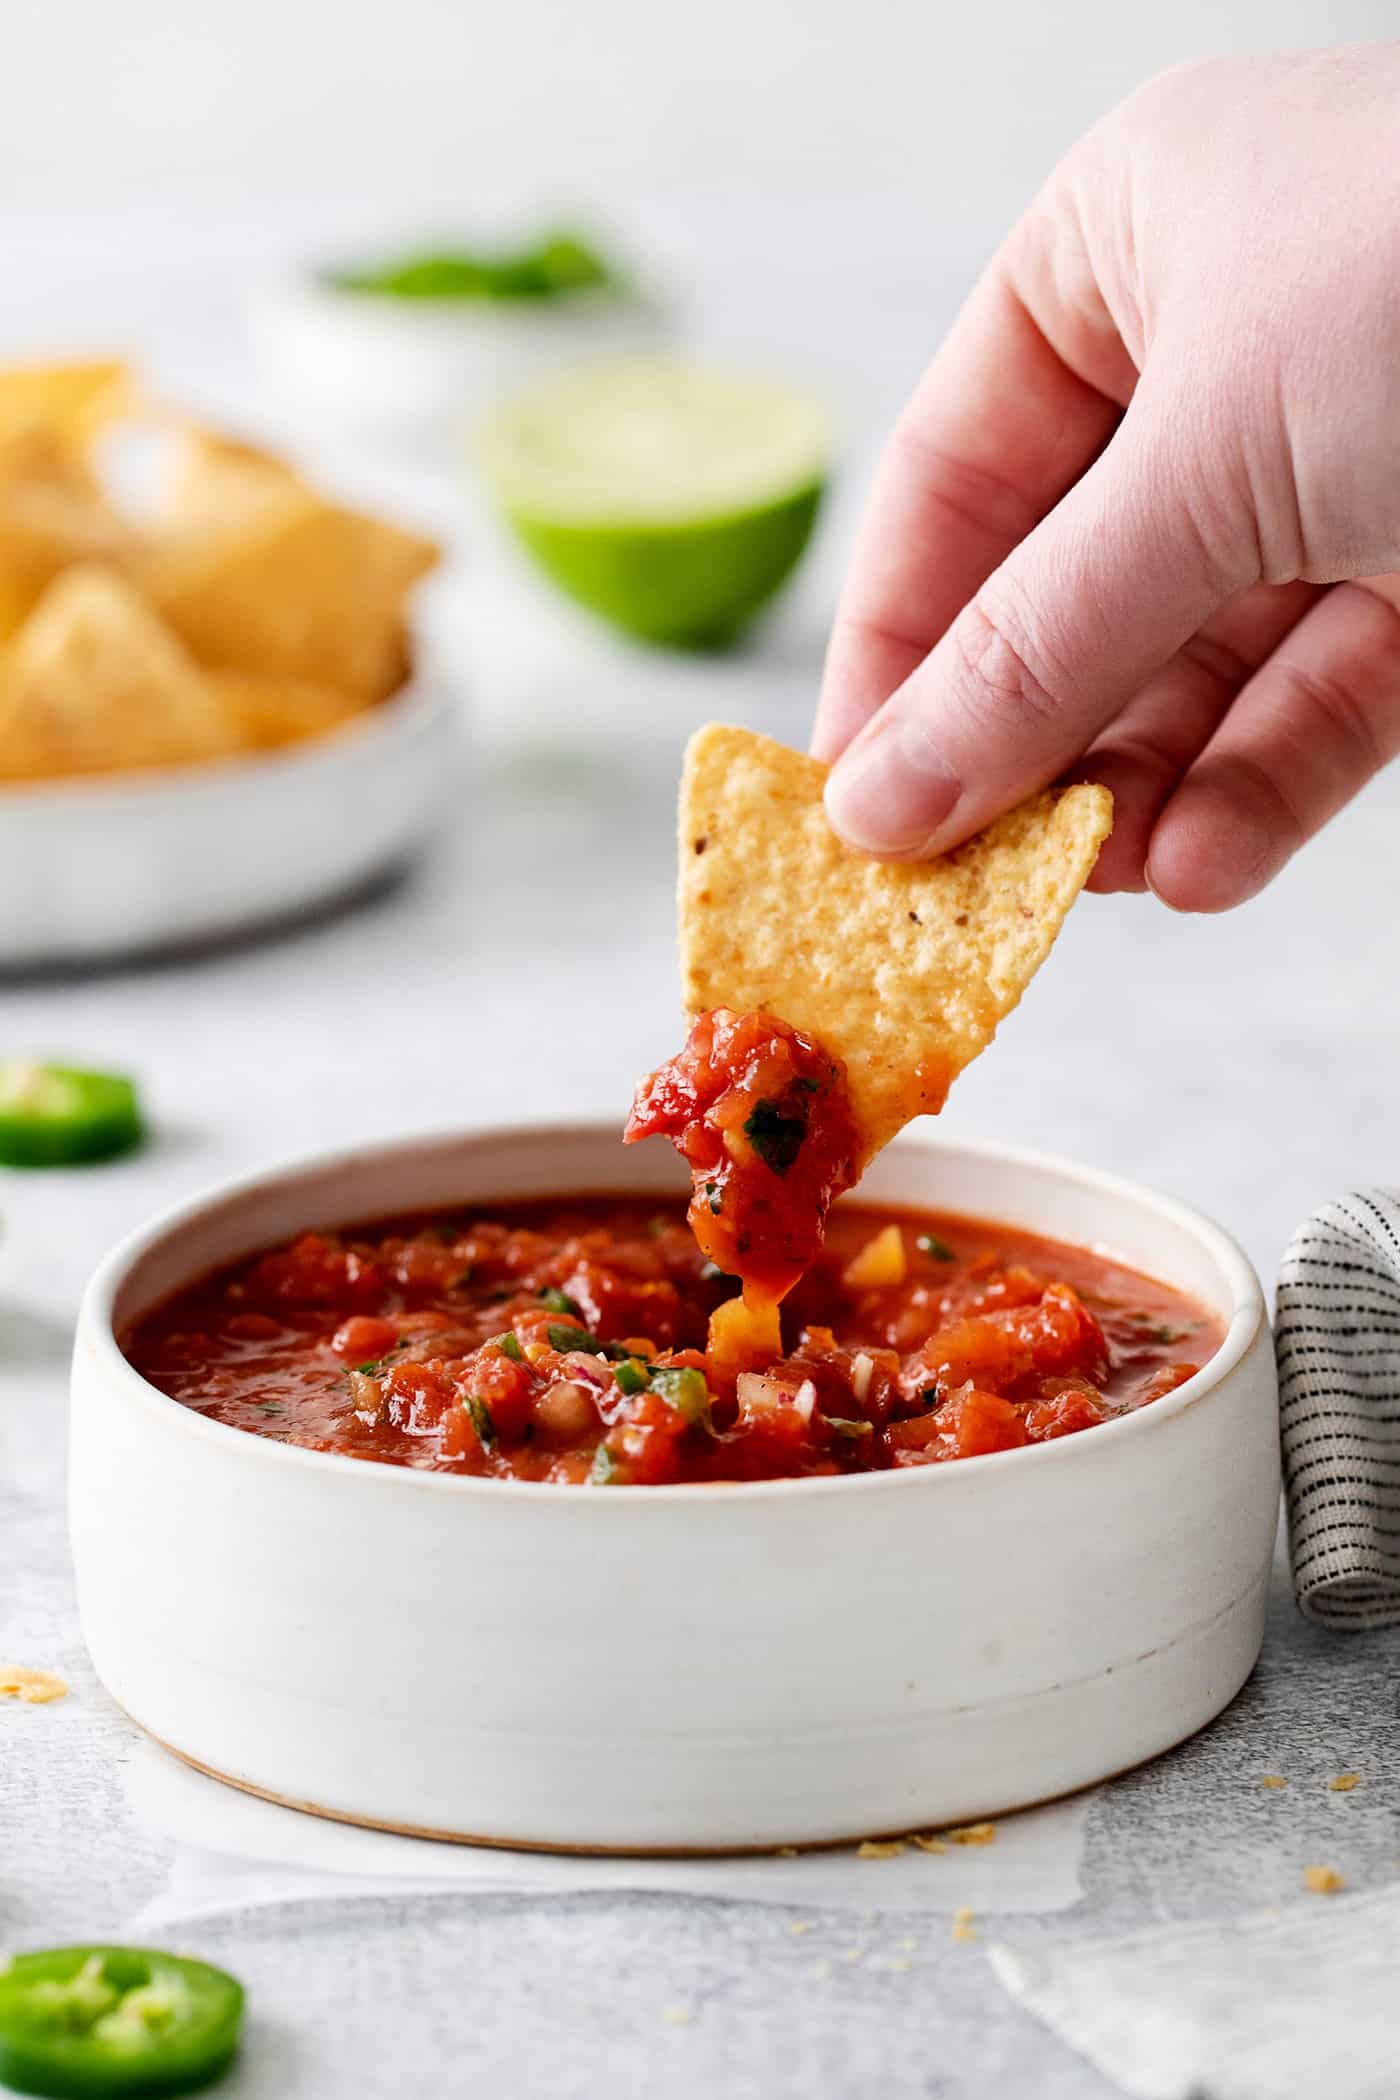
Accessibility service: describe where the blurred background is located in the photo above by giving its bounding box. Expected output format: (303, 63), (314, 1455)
(3, 0), (1397, 1323)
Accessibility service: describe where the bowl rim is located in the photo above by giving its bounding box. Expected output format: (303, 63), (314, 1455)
(77, 1119), (1269, 1508)
(0, 667), (447, 812)
(254, 271), (667, 341)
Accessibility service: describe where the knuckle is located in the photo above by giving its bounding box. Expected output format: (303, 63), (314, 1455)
(948, 586), (1066, 742)
(1274, 657), (1389, 776)
(1091, 725), (1185, 784)
(1212, 753), (1307, 861)
(887, 420), (1042, 553)
(1178, 626), (1257, 698)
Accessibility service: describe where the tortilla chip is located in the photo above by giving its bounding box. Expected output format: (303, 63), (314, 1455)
(0, 359), (131, 448)
(161, 425), (306, 527)
(211, 668), (367, 750)
(0, 566), (243, 779)
(141, 485), (438, 702)
(0, 426), (139, 641)
(678, 725), (1112, 1156)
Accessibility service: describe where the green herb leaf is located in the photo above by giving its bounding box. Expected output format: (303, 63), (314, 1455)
(825, 1415), (873, 1438)
(466, 1394), (497, 1447)
(590, 1443), (620, 1485)
(920, 1383), (944, 1408)
(539, 1287), (581, 1317)
(548, 1323), (602, 1355)
(352, 1345), (404, 1375)
(650, 1364), (710, 1421)
(491, 1331), (524, 1362)
(705, 1181), (723, 1216)
(613, 1358), (651, 1397)
(328, 231), (616, 304)
(917, 1234), (956, 1262)
(743, 1099), (807, 1176)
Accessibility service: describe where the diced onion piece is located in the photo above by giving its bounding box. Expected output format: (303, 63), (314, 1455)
(736, 1372), (790, 1417)
(843, 1224), (907, 1292)
(791, 1378), (818, 1423)
(345, 1369), (382, 1421)
(708, 1291), (782, 1370)
(534, 1379), (600, 1438)
(851, 1351), (875, 1404)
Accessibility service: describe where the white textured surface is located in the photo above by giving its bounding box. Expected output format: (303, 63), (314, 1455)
(3, 205), (1400, 2096)
(993, 1886), (1400, 2100)
(0, 0), (1392, 236)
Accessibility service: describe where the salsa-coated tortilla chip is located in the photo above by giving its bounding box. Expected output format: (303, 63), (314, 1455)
(140, 484), (438, 703)
(678, 724), (1112, 1158)
(0, 566), (242, 779)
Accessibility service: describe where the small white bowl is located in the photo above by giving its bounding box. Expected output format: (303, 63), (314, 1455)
(0, 675), (457, 967)
(70, 1124), (1279, 1853)
(251, 276), (668, 442)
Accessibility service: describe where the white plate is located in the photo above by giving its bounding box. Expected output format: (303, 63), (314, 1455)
(70, 1123), (1280, 1853)
(0, 675), (457, 967)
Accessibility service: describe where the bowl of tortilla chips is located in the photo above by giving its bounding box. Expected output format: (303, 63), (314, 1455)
(0, 359), (452, 965)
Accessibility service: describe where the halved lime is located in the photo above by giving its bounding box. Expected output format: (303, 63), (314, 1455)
(478, 359), (832, 648)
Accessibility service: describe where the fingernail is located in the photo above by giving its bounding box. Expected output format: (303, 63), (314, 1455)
(824, 711), (960, 855)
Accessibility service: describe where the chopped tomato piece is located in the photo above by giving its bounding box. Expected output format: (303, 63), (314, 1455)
(124, 1197), (1220, 1487)
(626, 1008), (861, 1300)
(1026, 1388), (1109, 1440)
(330, 1315), (399, 1362)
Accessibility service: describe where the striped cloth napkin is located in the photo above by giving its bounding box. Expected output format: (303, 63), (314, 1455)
(1276, 1189), (1400, 1628)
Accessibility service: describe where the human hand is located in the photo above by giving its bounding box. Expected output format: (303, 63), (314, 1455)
(815, 47), (1400, 910)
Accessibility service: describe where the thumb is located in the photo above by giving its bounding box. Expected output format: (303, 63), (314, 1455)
(823, 402), (1246, 857)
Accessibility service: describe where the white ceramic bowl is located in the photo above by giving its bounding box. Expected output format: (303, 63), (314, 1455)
(0, 675), (457, 967)
(70, 1123), (1280, 1853)
(251, 277), (668, 443)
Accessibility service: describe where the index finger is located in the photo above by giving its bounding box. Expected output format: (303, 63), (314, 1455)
(813, 229), (1131, 765)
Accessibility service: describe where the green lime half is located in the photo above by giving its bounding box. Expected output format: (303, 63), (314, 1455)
(478, 359), (832, 648)
(0, 1061), (145, 1168)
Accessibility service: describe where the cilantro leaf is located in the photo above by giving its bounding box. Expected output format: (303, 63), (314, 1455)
(743, 1098), (808, 1176)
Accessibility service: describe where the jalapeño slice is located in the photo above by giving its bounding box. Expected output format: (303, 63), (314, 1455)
(0, 1945), (244, 2097)
(0, 1063), (144, 1168)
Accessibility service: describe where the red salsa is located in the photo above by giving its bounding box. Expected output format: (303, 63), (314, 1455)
(123, 1198), (1221, 1486)
(626, 1008), (863, 1302)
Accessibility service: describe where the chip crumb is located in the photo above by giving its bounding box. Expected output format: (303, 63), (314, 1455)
(898, 1936), (917, 1953)
(789, 1920), (813, 1936)
(947, 1822), (997, 1846)
(842, 1947), (865, 1965)
(0, 1666), (68, 1705)
(890, 1956), (913, 1974)
(1261, 1775), (1288, 1790)
(857, 1840), (906, 1859)
(910, 1834), (947, 1854)
(661, 2004), (692, 2027)
(951, 1907), (978, 1943)
(775, 1845), (801, 1858)
(811, 1959), (834, 1981)
(1329, 1773), (1361, 1793)
(1304, 1866), (1345, 1895)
